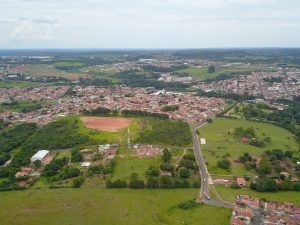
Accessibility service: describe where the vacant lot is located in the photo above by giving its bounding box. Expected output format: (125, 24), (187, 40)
(198, 118), (299, 176)
(81, 116), (132, 132)
(0, 188), (231, 225)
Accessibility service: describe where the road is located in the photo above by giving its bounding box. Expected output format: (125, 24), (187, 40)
(190, 123), (233, 209)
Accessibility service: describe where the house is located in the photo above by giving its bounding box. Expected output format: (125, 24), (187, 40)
(200, 138), (206, 145)
(237, 177), (247, 187)
(280, 171), (289, 179)
(15, 167), (33, 177)
(81, 162), (91, 168)
(30, 150), (49, 162)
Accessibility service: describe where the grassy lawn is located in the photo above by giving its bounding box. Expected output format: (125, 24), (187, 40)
(198, 118), (299, 176)
(112, 156), (162, 181)
(0, 188), (231, 225)
(215, 185), (300, 205)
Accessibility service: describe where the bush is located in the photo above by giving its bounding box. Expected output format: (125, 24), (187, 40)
(250, 178), (278, 192)
(173, 179), (190, 188)
(177, 199), (199, 209)
(146, 178), (159, 189)
(145, 166), (160, 177)
(217, 159), (231, 170)
(129, 179), (145, 189)
(192, 180), (201, 188)
(160, 163), (175, 172)
(162, 148), (172, 163)
(106, 179), (128, 188)
(179, 168), (190, 178)
(160, 175), (174, 188)
(73, 176), (85, 188)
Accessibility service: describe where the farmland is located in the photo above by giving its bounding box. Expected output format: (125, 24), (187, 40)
(0, 188), (231, 225)
(198, 118), (299, 176)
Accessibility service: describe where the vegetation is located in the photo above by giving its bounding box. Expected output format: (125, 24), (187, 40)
(23, 117), (89, 150)
(0, 188), (231, 225)
(198, 118), (298, 176)
(135, 119), (192, 147)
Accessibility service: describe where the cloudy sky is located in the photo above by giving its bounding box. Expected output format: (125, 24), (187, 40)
(0, 0), (300, 49)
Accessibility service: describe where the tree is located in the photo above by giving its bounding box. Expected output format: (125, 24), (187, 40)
(179, 168), (190, 178)
(71, 149), (83, 163)
(33, 160), (42, 169)
(106, 179), (128, 188)
(251, 178), (278, 192)
(73, 176), (85, 188)
(162, 148), (172, 163)
(217, 159), (231, 170)
(160, 163), (175, 172)
(257, 158), (271, 175)
(207, 65), (215, 73)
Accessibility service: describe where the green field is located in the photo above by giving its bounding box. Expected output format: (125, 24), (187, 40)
(0, 81), (38, 88)
(176, 64), (274, 80)
(112, 156), (162, 181)
(198, 118), (299, 176)
(215, 185), (300, 205)
(0, 188), (231, 225)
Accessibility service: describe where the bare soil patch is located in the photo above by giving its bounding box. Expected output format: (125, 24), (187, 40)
(81, 117), (131, 132)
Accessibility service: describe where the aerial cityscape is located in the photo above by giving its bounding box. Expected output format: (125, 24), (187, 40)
(0, 1), (300, 225)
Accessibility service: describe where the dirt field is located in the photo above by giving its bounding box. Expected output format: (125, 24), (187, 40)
(81, 117), (131, 132)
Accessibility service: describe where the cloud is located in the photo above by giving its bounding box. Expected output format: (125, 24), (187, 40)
(10, 19), (54, 40)
(0, 0), (300, 48)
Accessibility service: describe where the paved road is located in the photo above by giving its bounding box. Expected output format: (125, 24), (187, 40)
(190, 123), (233, 209)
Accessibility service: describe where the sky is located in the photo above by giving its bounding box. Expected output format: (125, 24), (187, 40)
(0, 0), (300, 49)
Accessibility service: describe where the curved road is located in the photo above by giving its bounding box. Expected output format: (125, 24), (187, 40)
(190, 124), (233, 209)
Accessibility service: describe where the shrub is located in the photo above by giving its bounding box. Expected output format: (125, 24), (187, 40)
(146, 178), (159, 189)
(217, 159), (231, 170)
(177, 199), (199, 209)
(73, 176), (85, 188)
(179, 168), (190, 178)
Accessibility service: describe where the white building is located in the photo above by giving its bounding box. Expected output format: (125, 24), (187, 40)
(200, 138), (206, 145)
(30, 150), (49, 162)
(81, 162), (91, 168)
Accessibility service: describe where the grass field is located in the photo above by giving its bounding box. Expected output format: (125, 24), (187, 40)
(215, 185), (300, 205)
(0, 188), (231, 225)
(175, 64), (274, 80)
(13, 64), (88, 80)
(0, 81), (39, 88)
(198, 118), (299, 176)
(112, 156), (162, 181)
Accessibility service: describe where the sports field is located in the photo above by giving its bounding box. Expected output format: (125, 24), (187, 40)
(0, 188), (231, 225)
(81, 116), (132, 132)
(198, 118), (299, 176)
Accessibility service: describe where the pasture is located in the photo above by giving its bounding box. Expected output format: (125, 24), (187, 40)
(0, 188), (231, 225)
